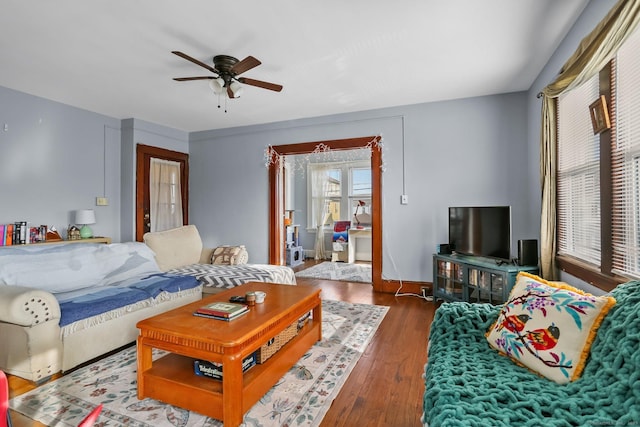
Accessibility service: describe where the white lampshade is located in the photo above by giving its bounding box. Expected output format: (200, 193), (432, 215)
(209, 77), (226, 95)
(229, 81), (243, 98)
(75, 209), (96, 239)
(75, 209), (96, 225)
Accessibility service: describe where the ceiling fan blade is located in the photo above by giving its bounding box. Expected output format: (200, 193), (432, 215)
(230, 56), (261, 75)
(227, 86), (235, 99)
(173, 76), (214, 81)
(172, 51), (217, 74)
(238, 77), (283, 92)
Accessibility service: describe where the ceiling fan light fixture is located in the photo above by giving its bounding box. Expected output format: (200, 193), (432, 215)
(229, 81), (243, 98)
(209, 77), (225, 94)
(172, 51), (282, 110)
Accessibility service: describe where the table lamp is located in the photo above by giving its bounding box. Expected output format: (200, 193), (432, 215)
(75, 209), (96, 239)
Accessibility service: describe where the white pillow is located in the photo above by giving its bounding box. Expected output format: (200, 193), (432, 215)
(143, 225), (203, 271)
(486, 272), (616, 384)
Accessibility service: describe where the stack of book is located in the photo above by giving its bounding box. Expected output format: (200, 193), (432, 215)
(194, 301), (249, 321)
(0, 222), (48, 246)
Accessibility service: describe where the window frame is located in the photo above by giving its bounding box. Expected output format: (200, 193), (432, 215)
(555, 62), (630, 291)
(306, 160), (371, 231)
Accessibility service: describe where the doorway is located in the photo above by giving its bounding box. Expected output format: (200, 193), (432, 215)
(135, 144), (189, 241)
(268, 136), (384, 291)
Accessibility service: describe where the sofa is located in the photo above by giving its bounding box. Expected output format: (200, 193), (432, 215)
(422, 277), (639, 426)
(143, 225), (297, 294)
(0, 241), (202, 382)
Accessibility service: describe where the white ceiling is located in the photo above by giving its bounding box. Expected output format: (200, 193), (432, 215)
(0, 1), (589, 133)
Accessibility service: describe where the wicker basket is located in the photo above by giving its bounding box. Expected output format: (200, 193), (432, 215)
(257, 322), (298, 363)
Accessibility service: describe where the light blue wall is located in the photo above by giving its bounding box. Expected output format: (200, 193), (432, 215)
(0, 85), (121, 240)
(189, 92), (531, 282)
(0, 87), (189, 244)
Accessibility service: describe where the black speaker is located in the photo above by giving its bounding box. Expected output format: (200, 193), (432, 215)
(518, 239), (538, 266)
(437, 243), (451, 255)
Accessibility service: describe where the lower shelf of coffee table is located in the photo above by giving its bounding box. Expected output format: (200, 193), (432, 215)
(140, 320), (320, 420)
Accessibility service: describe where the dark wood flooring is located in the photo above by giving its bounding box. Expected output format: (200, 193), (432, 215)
(8, 259), (436, 427)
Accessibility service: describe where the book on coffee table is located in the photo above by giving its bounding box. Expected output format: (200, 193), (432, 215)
(195, 302), (249, 318)
(193, 309), (249, 321)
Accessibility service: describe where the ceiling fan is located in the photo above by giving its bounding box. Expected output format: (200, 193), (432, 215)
(171, 51), (283, 99)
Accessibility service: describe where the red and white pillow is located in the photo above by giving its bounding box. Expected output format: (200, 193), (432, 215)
(486, 272), (616, 384)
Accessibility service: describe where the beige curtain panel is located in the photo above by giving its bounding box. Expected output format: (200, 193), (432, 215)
(150, 158), (184, 233)
(538, 0), (640, 280)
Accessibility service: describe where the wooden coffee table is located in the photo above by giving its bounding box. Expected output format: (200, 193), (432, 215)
(136, 282), (321, 427)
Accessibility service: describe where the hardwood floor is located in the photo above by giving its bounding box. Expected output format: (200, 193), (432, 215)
(7, 260), (436, 427)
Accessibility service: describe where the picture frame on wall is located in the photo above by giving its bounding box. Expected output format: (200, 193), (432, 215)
(589, 95), (611, 135)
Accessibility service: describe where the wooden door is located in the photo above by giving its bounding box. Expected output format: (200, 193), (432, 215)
(135, 144), (189, 241)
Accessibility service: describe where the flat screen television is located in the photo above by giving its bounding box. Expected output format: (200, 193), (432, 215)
(448, 206), (511, 261)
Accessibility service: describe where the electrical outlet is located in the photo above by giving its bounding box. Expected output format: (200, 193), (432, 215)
(96, 197), (109, 206)
(420, 286), (430, 297)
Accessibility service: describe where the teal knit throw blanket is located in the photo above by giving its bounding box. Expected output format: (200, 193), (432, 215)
(423, 281), (640, 426)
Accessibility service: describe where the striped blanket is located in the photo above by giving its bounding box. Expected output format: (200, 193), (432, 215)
(168, 263), (296, 291)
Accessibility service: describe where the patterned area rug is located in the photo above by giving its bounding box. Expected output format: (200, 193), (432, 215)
(10, 299), (387, 427)
(295, 262), (372, 283)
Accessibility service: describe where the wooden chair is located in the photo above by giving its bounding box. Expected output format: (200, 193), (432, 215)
(0, 370), (11, 427)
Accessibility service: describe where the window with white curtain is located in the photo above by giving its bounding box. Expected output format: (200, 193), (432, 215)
(307, 161), (371, 229)
(149, 158), (183, 232)
(557, 26), (640, 281)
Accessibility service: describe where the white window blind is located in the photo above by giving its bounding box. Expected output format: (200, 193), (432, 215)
(611, 27), (640, 278)
(557, 75), (601, 265)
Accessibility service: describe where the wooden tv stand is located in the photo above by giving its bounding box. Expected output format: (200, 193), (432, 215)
(433, 253), (538, 304)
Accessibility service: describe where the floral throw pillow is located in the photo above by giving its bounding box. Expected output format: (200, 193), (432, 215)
(486, 272), (616, 384)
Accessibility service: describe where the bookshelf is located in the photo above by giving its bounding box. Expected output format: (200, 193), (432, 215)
(0, 237), (112, 248)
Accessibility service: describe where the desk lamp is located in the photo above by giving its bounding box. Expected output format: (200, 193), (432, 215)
(75, 209), (96, 239)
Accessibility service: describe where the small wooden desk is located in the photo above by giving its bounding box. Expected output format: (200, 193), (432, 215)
(136, 282), (322, 427)
(348, 227), (372, 263)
